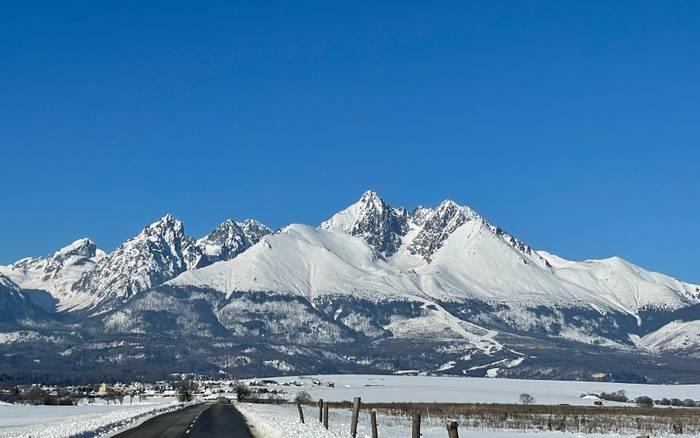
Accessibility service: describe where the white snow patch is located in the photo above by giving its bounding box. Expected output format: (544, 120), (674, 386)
(0, 397), (181, 438)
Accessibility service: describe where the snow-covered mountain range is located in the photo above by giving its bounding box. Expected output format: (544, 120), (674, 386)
(176, 191), (698, 314)
(2, 191), (700, 383)
(1, 215), (270, 312)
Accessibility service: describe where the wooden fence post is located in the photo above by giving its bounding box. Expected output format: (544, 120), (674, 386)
(370, 410), (378, 438)
(323, 402), (329, 429)
(447, 420), (459, 438)
(351, 397), (361, 438)
(318, 399), (324, 422)
(411, 413), (421, 438)
(296, 400), (304, 424)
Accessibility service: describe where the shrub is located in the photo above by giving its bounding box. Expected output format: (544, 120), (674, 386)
(177, 387), (193, 403)
(25, 387), (49, 405)
(57, 397), (75, 406)
(635, 396), (654, 407)
(234, 383), (252, 402)
(599, 390), (628, 403)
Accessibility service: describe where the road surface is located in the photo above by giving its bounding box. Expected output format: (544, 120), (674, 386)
(113, 403), (255, 438)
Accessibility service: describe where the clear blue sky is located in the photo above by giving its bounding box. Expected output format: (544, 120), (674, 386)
(1, 1), (698, 282)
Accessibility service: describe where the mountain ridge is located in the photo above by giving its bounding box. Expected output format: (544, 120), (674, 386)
(2, 191), (700, 383)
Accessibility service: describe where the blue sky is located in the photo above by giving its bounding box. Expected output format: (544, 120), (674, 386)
(1, 1), (698, 282)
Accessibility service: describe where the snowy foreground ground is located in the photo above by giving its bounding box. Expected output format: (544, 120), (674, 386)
(235, 374), (700, 438)
(3, 375), (700, 437)
(243, 374), (700, 405)
(0, 397), (180, 438)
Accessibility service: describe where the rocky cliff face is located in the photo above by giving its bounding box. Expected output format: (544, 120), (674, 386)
(320, 191), (409, 256)
(197, 219), (271, 263)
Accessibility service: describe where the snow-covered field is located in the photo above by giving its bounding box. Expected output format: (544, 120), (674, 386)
(234, 375), (700, 437)
(238, 402), (678, 438)
(0, 397), (180, 438)
(4, 375), (700, 438)
(246, 374), (700, 406)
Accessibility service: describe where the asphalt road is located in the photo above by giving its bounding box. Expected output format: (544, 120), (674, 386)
(113, 403), (255, 438)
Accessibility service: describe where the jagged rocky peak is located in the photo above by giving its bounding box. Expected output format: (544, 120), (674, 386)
(37, 238), (107, 283)
(75, 214), (204, 302)
(8, 238), (104, 272)
(53, 238), (104, 259)
(320, 190), (409, 256)
(197, 218), (271, 262)
(143, 214), (204, 270)
(410, 205), (434, 226)
(238, 219), (271, 242)
(407, 199), (478, 260)
(140, 213), (183, 242)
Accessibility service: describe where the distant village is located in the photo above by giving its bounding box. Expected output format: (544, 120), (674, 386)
(0, 374), (336, 406)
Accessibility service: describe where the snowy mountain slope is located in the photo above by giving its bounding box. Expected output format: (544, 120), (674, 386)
(0, 238), (106, 311)
(163, 191), (700, 363)
(403, 217), (614, 308)
(636, 320), (700, 353)
(167, 211), (609, 361)
(537, 251), (700, 314)
(174, 192), (696, 316)
(171, 224), (423, 301)
(170, 221), (509, 357)
(197, 219), (271, 263)
(175, 220), (615, 312)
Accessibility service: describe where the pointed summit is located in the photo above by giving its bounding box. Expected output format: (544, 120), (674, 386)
(320, 190), (408, 256)
(53, 238), (103, 259)
(358, 190), (385, 207)
(140, 213), (185, 239)
(153, 213), (177, 225)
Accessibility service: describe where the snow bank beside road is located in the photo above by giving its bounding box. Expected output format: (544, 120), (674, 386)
(0, 398), (181, 438)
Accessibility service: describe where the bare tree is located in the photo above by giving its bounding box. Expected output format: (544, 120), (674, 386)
(519, 393), (535, 405)
(295, 391), (313, 404)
